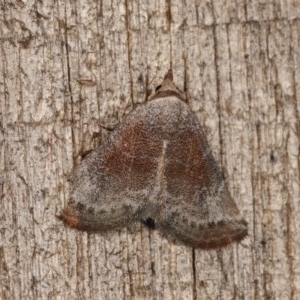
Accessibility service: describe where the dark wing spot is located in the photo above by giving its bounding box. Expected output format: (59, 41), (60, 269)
(155, 84), (162, 92)
(142, 217), (156, 229)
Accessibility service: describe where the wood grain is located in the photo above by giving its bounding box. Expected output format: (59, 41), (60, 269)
(1, 0), (299, 299)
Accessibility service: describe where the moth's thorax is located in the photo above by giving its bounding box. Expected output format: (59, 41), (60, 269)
(140, 96), (192, 136)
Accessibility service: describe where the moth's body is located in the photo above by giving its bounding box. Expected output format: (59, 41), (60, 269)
(60, 71), (247, 249)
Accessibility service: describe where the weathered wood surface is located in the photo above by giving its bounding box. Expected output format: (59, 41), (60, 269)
(1, 1), (300, 299)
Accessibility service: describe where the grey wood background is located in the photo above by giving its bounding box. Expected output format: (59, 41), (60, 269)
(1, 0), (300, 299)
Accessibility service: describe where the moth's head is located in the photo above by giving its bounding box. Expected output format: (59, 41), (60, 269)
(148, 69), (186, 102)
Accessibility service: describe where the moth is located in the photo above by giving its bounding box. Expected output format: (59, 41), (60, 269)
(60, 70), (247, 249)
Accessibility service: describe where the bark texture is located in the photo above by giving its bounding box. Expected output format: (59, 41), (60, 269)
(1, 0), (300, 299)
